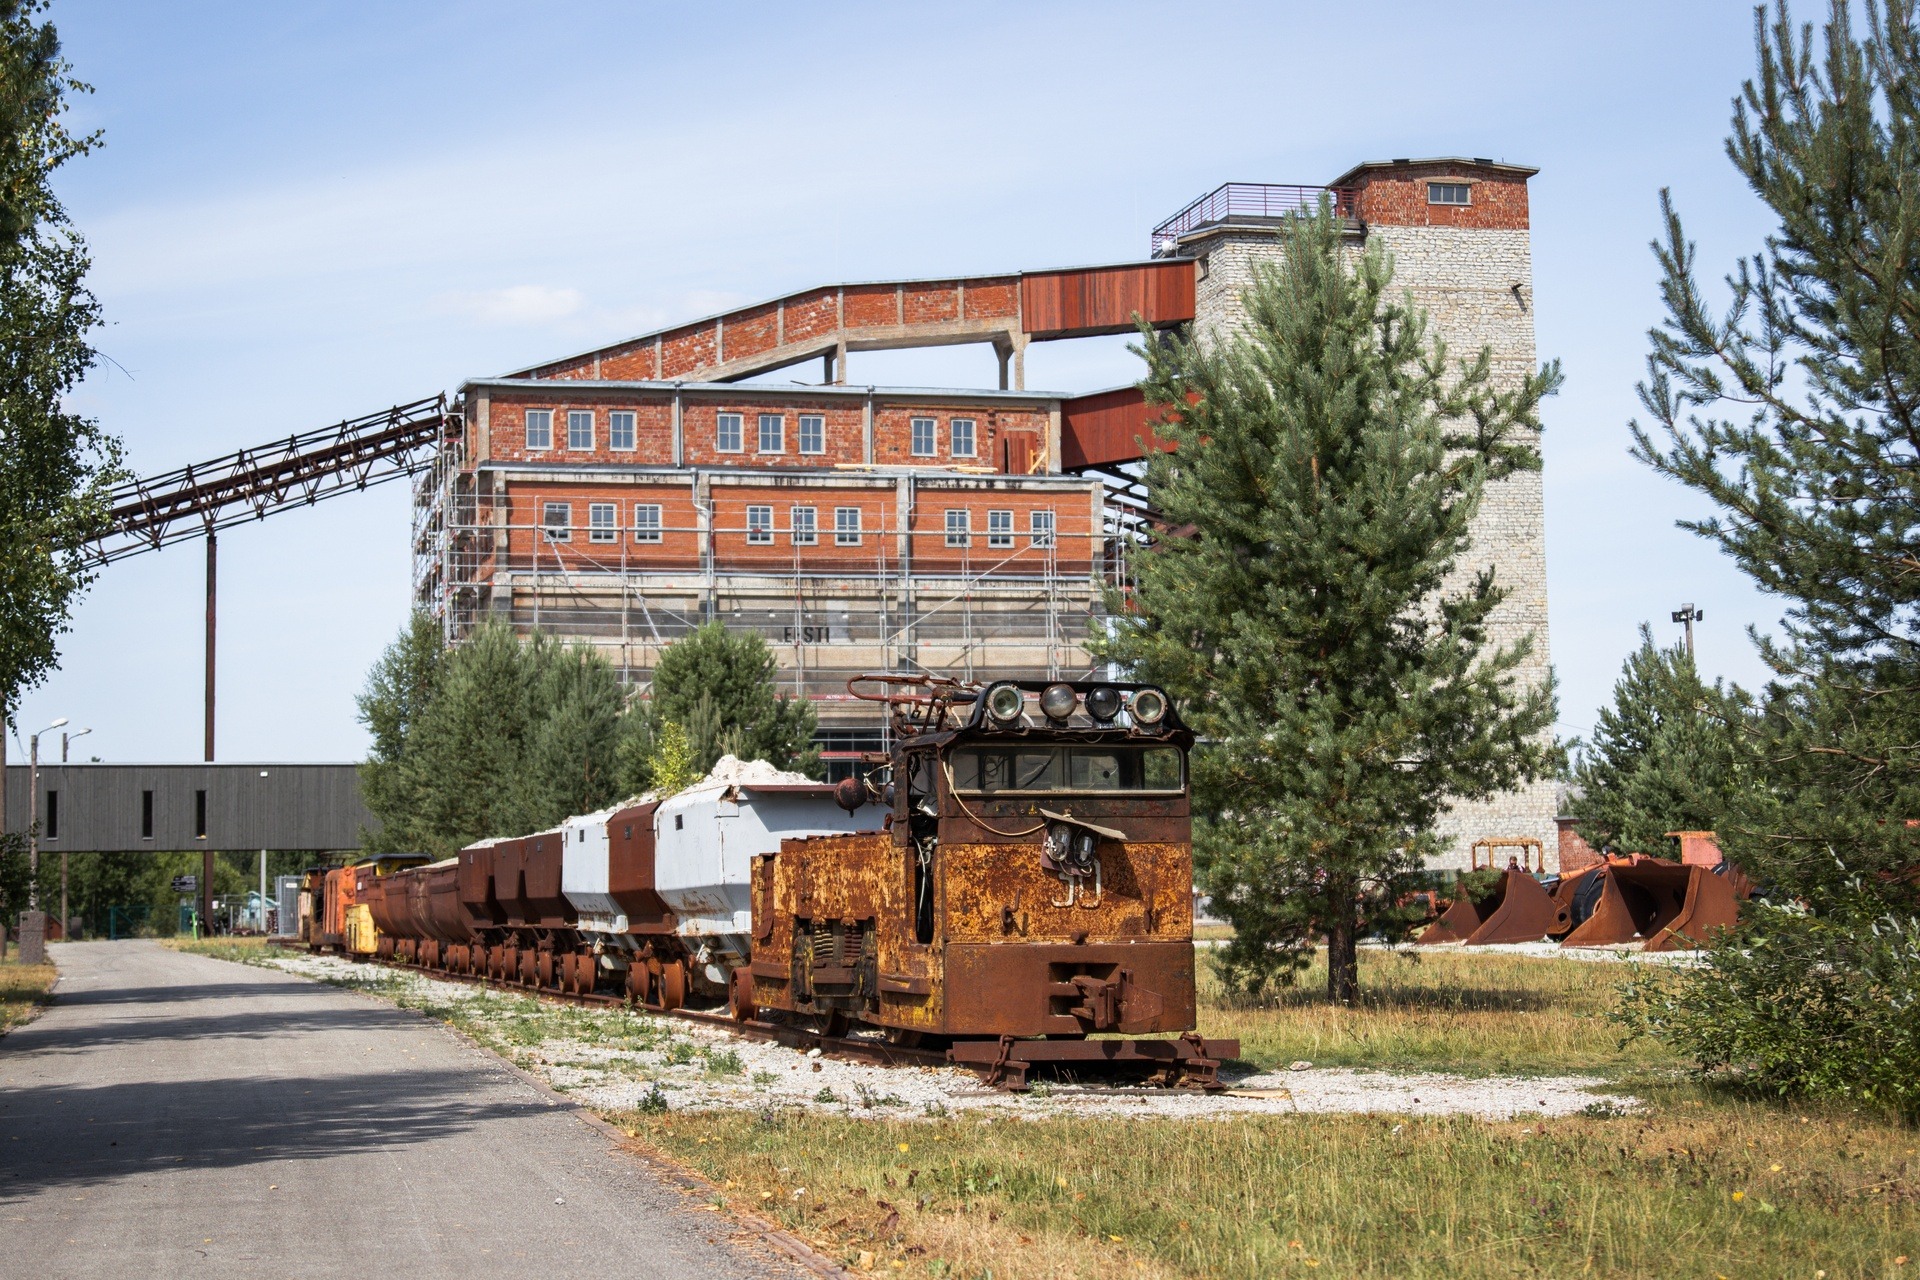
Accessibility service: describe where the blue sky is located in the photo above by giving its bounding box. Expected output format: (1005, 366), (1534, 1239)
(17, 0), (1781, 762)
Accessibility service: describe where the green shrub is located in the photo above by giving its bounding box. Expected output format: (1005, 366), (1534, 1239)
(1617, 898), (1920, 1121)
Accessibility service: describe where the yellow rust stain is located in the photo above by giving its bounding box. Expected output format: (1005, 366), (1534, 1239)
(942, 842), (1193, 943)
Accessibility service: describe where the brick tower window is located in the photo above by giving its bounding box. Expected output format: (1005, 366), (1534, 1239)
(835, 507), (862, 545)
(1428, 182), (1471, 206)
(910, 417), (937, 457)
(716, 413), (744, 453)
(567, 410), (594, 450)
(951, 418), (976, 457)
(610, 411), (636, 451)
(758, 414), (784, 454)
(791, 505), (817, 545)
(945, 509), (971, 547)
(798, 415), (825, 455)
(747, 505), (774, 544)
(542, 501), (571, 541)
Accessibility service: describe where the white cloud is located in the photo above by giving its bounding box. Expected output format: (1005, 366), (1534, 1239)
(438, 283), (585, 326)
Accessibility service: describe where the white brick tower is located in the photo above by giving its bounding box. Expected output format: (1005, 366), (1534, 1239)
(1161, 159), (1557, 871)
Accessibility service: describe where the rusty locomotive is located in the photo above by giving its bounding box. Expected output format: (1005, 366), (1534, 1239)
(305, 675), (1235, 1086)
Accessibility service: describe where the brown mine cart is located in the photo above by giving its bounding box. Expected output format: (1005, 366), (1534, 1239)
(602, 799), (689, 1006)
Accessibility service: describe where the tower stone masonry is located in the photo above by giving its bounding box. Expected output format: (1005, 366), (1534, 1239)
(1168, 159), (1557, 871)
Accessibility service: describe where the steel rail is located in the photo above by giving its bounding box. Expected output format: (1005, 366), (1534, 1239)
(290, 943), (1230, 1088)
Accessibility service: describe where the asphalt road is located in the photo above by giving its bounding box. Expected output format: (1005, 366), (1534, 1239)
(0, 941), (809, 1279)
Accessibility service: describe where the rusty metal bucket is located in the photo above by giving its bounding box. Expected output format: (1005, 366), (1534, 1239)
(1559, 858), (1750, 950)
(1417, 868), (1568, 945)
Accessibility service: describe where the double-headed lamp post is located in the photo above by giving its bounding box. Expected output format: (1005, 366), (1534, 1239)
(26, 717), (67, 911)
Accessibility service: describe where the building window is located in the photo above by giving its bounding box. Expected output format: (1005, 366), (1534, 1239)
(610, 411), (636, 451)
(567, 409), (594, 450)
(951, 418), (976, 458)
(588, 502), (617, 543)
(988, 509), (1013, 548)
(194, 789), (207, 839)
(141, 790), (153, 840)
(44, 790), (57, 840)
(791, 505), (817, 545)
(716, 413), (744, 453)
(910, 417), (937, 457)
(747, 505), (774, 544)
(945, 509), (970, 547)
(525, 408), (553, 451)
(1030, 509), (1055, 547)
(1428, 182), (1471, 206)
(758, 414), (784, 454)
(542, 501), (571, 541)
(633, 504), (663, 543)
(798, 414), (825, 455)
(835, 507), (862, 546)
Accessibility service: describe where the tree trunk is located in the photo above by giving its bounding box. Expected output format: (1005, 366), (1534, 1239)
(1327, 909), (1359, 1005)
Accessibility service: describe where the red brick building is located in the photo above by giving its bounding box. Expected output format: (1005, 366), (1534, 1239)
(416, 157), (1553, 811)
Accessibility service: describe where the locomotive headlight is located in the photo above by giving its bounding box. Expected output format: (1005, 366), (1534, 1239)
(1129, 687), (1168, 726)
(1085, 685), (1123, 723)
(1039, 682), (1079, 722)
(1044, 822), (1099, 876)
(983, 681), (1026, 725)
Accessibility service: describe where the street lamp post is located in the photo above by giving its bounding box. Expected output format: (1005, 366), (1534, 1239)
(57, 728), (89, 935)
(26, 718), (68, 912)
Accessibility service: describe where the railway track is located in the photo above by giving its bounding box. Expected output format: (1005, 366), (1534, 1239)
(278, 942), (1232, 1090)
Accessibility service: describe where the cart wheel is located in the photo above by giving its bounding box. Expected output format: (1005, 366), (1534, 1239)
(882, 1027), (924, 1049)
(729, 968), (755, 1022)
(659, 961), (687, 1011)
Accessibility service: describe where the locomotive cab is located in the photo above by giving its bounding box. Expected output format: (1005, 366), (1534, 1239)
(749, 678), (1201, 1045)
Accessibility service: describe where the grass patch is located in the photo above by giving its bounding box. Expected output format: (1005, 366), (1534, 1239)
(1198, 947), (1678, 1076)
(0, 954), (56, 1034)
(620, 1099), (1919, 1280)
(162, 936), (282, 966)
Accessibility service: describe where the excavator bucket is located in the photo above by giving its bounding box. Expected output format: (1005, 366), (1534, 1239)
(1417, 869), (1568, 945)
(1645, 864), (1751, 952)
(1559, 859), (1750, 950)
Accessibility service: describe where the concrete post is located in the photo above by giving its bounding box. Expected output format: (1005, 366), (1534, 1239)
(18, 910), (45, 965)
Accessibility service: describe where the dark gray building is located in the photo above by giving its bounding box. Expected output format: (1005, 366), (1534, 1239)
(3, 763), (375, 853)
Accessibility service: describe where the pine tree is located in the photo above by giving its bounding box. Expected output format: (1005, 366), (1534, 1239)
(638, 622), (818, 779)
(1616, 1), (1920, 1116)
(1569, 625), (1747, 855)
(354, 611), (447, 852)
(1103, 207), (1560, 1003)
(358, 623), (630, 854)
(1631, 0), (1920, 908)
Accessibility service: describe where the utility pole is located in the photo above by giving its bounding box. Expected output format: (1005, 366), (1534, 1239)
(202, 532), (216, 935)
(26, 718), (66, 911)
(1671, 602), (1704, 660)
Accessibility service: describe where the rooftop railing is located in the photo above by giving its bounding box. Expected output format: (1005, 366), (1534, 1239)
(1150, 183), (1355, 254)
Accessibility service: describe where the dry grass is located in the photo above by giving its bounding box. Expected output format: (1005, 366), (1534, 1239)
(624, 1099), (1919, 1279)
(163, 935), (279, 964)
(0, 954), (56, 1035)
(1197, 946), (1677, 1076)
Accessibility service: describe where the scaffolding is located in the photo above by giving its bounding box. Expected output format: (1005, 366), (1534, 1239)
(410, 457), (1138, 738)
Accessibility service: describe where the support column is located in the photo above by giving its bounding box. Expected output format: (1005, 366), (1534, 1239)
(202, 532), (216, 936)
(833, 340), (848, 385)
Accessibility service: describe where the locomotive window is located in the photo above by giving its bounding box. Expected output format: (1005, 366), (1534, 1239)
(950, 745), (1182, 793)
